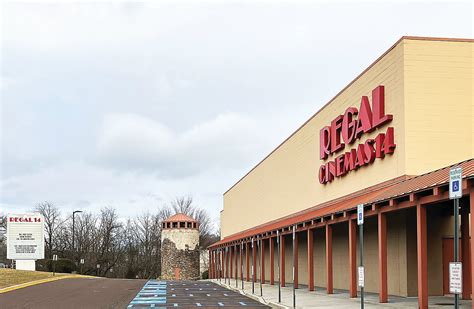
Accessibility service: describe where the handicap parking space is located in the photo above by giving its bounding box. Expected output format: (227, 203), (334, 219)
(128, 280), (167, 308)
(128, 280), (269, 308)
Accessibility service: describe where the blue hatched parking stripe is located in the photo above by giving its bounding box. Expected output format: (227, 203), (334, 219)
(128, 280), (167, 308)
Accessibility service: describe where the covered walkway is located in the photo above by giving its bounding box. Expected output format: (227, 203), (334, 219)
(209, 159), (474, 308)
(212, 278), (472, 308)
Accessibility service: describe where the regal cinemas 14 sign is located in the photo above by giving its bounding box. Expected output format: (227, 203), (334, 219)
(319, 86), (396, 184)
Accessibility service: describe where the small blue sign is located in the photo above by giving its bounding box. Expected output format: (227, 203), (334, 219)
(453, 180), (459, 192)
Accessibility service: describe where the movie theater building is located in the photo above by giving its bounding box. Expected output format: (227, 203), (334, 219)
(208, 37), (474, 308)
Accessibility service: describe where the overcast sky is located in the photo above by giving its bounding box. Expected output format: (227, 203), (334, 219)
(1, 1), (472, 229)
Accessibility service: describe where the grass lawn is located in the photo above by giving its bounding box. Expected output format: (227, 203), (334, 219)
(0, 268), (74, 289)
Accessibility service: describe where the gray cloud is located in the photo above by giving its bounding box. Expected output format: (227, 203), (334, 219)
(1, 1), (472, 225)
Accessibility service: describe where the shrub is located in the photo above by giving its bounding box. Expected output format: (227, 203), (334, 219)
(37, 258), (77, 273)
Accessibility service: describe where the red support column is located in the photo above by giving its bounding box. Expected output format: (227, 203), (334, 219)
(326, 224), (333, 294)
(270, 238), (275, 285)
(213, 250), (216, 279)
(246, 242), (250, 281)
(218, 250), (221, 279)
(294, 231), (299, 289)
(225, 248), (228, 279)
(222, 249), (225, 279)
(252, 240), (257, 283)
(462, 199), (472, 300)
(417, 203), (428, 309)
(281, 234), (286, 287)
(349, 219), (357, 297)
(261, 239), (265, 283)
(239, 244), (243, 281)
(230, 246), (233, 279)
(216, 251), (219, 278)
(235, 245), (238, 280)
(210, 250), (213, 279)
(307, 229), (314, 291)
(378, 212), (388, 303)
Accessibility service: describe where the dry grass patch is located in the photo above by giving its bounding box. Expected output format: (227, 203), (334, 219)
(0, 268), (71, 289)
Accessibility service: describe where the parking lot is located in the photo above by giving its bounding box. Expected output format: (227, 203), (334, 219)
(128, 280), (269, 308)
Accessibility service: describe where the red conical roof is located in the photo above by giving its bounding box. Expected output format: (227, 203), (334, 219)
(163, 213), (197, 223)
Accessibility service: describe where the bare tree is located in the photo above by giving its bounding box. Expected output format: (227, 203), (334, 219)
(95, 207), (122, 276)
(0, 215), (7, 264)
(5, 197), (220, 278)
(34, 202), (61, 259)
(166, 196), (218, 249)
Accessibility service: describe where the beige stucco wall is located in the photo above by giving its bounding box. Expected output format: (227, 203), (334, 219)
(403, 39), (474, 176)
(221, 38), (473, 239)
(219, 38), (471, 298)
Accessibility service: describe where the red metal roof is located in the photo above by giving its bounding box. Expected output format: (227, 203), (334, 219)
(212, 158), (474, 248)
(163, 213), (197, 223)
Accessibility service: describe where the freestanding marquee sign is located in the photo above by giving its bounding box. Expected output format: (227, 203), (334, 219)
(7, 213), (45, 270)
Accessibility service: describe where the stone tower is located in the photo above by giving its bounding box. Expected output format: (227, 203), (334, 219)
(161, 213), (200, 280)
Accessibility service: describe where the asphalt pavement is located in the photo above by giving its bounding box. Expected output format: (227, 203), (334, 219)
(0, 277), (146, 309)
(0, 278), (269, 309)
(127, 280), (269, 308)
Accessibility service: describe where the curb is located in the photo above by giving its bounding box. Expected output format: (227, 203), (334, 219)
(0, 274), (92, 294)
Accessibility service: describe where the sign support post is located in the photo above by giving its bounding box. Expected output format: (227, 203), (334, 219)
(52, 254), (58, 276)
(258, 239), (263, 296)
(449, 166), (463, 308)
(357, 204), (364, 309)
(454, 197), (459, 309)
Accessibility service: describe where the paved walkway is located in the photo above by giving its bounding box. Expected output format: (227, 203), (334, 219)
(212, 278), (472, 308)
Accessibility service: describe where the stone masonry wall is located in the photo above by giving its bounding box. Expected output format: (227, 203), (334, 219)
(161, 229), (200, 280)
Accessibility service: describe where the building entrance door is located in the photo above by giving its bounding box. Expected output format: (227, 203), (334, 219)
(174, 267), (181, 280)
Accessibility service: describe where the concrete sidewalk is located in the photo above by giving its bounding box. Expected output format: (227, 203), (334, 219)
(211, 278), (472, 308)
